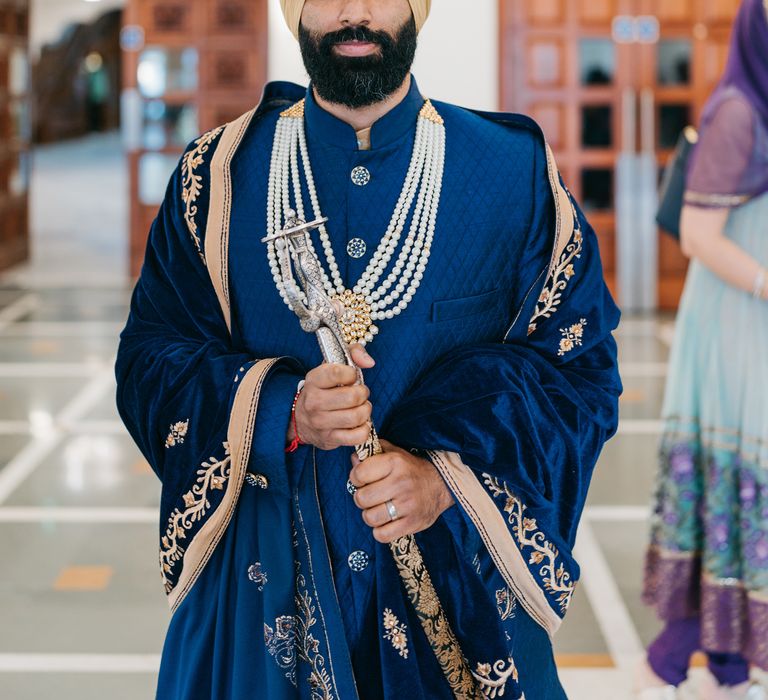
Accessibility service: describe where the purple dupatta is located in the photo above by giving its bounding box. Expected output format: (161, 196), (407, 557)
(685, 0), (768, 208)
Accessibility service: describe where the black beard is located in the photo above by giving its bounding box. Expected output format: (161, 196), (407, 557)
(299, 18), (417, 109)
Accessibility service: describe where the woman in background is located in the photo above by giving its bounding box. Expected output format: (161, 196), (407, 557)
(636, 0), (768, 698)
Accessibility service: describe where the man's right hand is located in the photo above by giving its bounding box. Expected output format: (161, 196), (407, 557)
(287, 344), (375, 451)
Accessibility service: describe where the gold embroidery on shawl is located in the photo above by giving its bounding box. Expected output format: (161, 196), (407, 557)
(495, 588), (517, 621)
(181, 126), (225, 261)
(164, 419), (189, 448)
(557, 319), (587, 357)
(528, 227), (583, 336)
(382, 609), (409, 659)
(473, 658), (520, 699)
(484, 476), (575, 614)
(390, 535), (480, 697)
(159, 442), (231, 593)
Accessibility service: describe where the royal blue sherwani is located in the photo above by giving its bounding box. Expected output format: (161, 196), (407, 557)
(116, 77), (621, 700)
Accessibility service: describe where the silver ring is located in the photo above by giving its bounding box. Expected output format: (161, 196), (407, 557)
(385, 499), (399, 522)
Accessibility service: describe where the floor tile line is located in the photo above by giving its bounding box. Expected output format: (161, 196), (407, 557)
(0, 507), (158, 523)
(0, 654), (161, 673)
(0, 294), (37, 332)
(0, 363), (108, 378)
(618, 362), (668, 378)
(0, 321), (124, 337)
(616, 419), (663, 435)
(585, 506), (650, 522)
(657, 322), (676, 349)
(0, 368), (115, 505)
(573, 519), (644, 676)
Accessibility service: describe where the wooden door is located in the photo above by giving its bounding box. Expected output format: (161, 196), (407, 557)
(123, 0), (268, 276)
(635, 0), (738, 307)
(500, 0), (738, 309)
(0, 0), (29, 272)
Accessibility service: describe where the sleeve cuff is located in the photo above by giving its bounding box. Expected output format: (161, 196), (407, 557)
(247, 364), (304, 497)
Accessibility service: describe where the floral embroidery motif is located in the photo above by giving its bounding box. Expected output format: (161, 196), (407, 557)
(263, 566), (334, 697)
(159, 442), (231, 593)
(528, 204), (583, 336)
(557, 319), (588, 357)
(484, 475), (575, 615)
(382, 608), (409, 659)
(495, 588), (517, 621)
(181, 126), (225, 261)
(165, 420), (189, 449)
(473, 658), (519, 699)
(389, 535), (478, 694)
(265, 615), (298, 687)
(248, 562), (268, 591)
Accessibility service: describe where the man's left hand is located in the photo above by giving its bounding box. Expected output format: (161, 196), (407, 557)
(349, 440), (455, 544)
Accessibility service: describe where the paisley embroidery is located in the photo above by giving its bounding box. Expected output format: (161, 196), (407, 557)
(484, 475), (575, 615)
(557, 319), (587, 357)
(495, 588), (517, 621)
(264, 615), (298, 686)
(473, 658), (520, 699)
(528, 195), (583, 336)
(248, 562), (268, 591)
(181, 125), (225, 261)
(159, 442), (231, 593)
(382, 608), (409, 659)
(164, 419), (189, 448)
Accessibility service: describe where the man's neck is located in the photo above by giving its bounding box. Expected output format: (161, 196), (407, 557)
(312, 75), (412, 133)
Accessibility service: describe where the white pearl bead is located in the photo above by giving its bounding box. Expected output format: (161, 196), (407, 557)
(393, 307), (402, 316)
(385, 310), (394, 320)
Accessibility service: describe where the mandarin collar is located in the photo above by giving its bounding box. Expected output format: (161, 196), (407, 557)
(304, 75), (425, 151)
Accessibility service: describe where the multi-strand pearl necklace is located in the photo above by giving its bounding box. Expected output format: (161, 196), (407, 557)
(265, 98), (446, 346)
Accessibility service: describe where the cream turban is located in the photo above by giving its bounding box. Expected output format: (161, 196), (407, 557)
(280, 0), (432, 40)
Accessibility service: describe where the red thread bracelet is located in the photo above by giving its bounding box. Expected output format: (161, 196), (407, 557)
(285, 385), (305, 453)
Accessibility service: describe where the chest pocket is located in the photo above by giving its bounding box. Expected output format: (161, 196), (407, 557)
(430, 288), (501, 323)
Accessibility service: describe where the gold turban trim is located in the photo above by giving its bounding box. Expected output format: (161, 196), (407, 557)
(279, 0), (432, 40)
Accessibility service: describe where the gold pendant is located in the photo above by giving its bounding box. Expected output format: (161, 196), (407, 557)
(332, 290), (374, 345)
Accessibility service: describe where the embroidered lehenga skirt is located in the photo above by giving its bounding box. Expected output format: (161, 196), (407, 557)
(643, 193), (768, 669)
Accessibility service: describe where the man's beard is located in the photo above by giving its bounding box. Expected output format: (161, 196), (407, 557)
(298, 18), (417, 109)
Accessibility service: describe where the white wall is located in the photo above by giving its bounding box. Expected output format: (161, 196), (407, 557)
(267, 0), (499, 112)
(30, 0), (124, 58)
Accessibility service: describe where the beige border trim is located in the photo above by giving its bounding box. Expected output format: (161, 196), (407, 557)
(205, 109), (257, 333)
(544, 143), (575, 275)
(169, 357), (279, 613)
(429, 450), (562, 637)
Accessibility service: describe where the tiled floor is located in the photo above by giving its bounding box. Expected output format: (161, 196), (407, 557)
(0, 135), (758, 699)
